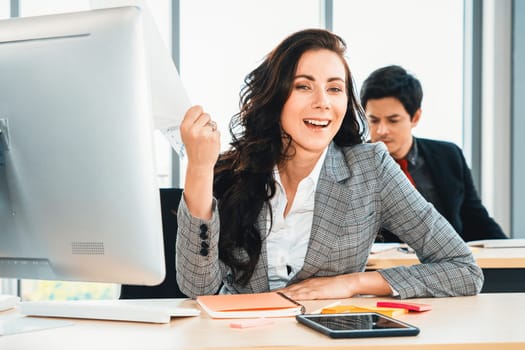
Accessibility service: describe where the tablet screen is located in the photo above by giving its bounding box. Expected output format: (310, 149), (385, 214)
(296, 312), (420, 338)
(307, 313), (408, 330)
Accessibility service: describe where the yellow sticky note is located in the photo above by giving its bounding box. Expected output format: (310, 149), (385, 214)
(321, 305), (408, 317)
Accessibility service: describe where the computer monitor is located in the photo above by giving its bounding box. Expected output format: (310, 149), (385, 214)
(0, 6), (167, 286)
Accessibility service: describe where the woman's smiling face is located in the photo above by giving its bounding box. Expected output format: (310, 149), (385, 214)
(280, 49), (348, 158)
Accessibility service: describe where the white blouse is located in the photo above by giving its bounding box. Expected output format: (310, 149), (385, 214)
(266, 148), (327, 290)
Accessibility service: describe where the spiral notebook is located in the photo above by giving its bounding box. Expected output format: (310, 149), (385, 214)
(196, 292), (305, 319)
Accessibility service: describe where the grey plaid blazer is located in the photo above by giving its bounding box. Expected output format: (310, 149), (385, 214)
(176, 142), (484, 299)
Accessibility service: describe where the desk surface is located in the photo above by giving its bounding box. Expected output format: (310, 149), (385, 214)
(367, 246), (525, 269)
(2, 293), (524, 350)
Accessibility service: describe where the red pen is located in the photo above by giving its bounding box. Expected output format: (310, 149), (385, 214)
(376, 301), (432, 312)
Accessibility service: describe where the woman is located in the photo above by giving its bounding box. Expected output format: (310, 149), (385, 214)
(176, 28), (483, 300)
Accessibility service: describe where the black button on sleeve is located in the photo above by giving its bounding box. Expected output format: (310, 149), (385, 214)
(199, 223), (209, 256)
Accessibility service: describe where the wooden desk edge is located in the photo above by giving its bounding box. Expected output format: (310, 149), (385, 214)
(206, 342), (525, 350)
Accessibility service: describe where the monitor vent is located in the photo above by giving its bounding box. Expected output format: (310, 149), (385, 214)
(71, 241), (105, 255)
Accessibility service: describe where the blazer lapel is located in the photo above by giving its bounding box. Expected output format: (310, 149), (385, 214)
(292, 144), (353, 282)
(245, 201), (270, 292)
(416, 138), (455, 214)
(417, 138), (443, 181)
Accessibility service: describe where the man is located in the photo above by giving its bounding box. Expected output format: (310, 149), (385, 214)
(360, 65), (507, 242)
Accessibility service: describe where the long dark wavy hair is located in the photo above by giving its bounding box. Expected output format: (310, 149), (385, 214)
(213, 28), (366, 285)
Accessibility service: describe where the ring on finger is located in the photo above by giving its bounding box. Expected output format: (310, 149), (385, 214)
(206, 120), (217, 132)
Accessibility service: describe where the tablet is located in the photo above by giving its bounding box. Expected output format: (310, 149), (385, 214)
(296, 312), (420, 338)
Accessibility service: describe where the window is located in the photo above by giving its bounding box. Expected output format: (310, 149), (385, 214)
(0, 0), (10, 19)
(333, 0), (464, 146)
(178, 0), (320, 184)
(19, 0), (89, 15)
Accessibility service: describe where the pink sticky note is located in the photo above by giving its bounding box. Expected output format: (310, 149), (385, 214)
(229, 318), (275, 329)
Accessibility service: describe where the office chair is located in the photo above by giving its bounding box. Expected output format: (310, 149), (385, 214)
(119, 188), (188, 299)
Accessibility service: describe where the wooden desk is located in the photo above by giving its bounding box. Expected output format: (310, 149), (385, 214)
(367, 247), (525, 292)
(2, 294), (525, 350)
(367, 246), (525, 269)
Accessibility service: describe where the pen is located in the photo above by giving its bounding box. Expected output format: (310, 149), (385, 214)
(276, 292), (306, 314)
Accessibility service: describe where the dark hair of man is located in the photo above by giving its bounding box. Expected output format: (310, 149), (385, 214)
(213, 28), (367, 285)
(359, 65), (423, 119)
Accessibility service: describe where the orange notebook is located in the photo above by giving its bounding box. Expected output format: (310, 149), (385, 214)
(196, 292), (305, 319)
